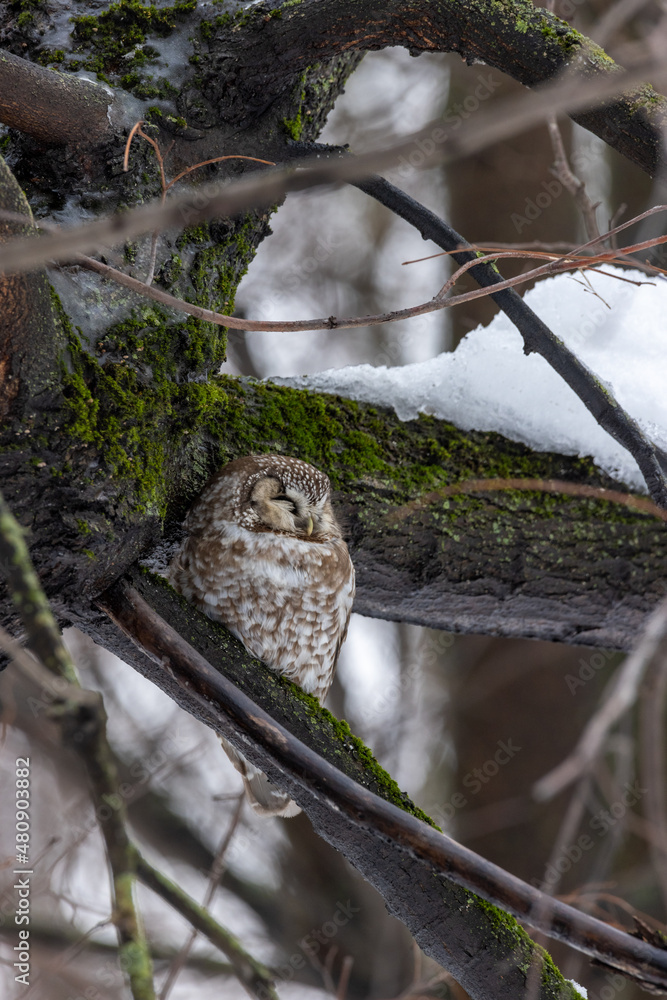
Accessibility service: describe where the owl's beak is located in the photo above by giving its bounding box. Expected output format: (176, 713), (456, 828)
(305, 514), (314, 536)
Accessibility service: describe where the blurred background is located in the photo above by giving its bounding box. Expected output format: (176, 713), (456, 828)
(1, 1), (665, 994)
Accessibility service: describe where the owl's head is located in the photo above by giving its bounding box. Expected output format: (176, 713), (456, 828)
(188, 454), (341, 541)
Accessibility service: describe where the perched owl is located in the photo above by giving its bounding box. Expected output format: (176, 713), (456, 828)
(167, 454), (355, 817)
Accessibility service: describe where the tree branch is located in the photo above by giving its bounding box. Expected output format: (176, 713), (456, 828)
(2, 375), (665, 650)
(135, 853), (279, 1000)
(96, 573), (667, 997)
(534, 597), (667, 801)
(0, 49), (136, 146)
(345, 169), (667, 507)
(0, 157), (65, 423)
(213, 0), (667, 173)
(0, 491), (156, 999)
(0, 52), (665, 278)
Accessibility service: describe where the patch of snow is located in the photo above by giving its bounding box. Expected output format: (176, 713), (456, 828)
(274, 267), (667, 490)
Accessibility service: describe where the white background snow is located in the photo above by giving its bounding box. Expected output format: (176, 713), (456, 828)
(277, 265), (667, 491)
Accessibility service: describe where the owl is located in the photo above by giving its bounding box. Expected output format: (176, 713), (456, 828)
(167, 454), (355, 817)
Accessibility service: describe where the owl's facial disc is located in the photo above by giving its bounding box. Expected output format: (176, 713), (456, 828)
(248, 476), (332, 538)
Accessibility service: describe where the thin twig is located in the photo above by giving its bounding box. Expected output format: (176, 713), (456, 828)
(525, 776), (596, 1000)
(547, 116), (602, 242)
(639, 634), (667, 909)
(534, 597), (667, 802)
(159, 793), (245, 1000)
(164, 154), (276, 194)
(0, 491), (78, 683)
(0, 491), (157, 1000)
(136, 852), (280, 1000)
(336, 955), (354, 1000)
(124, 121), (275, 283)
(345, 168), (667, 508)
(76, 221), (667, 326)
(389, 477), (667, 524)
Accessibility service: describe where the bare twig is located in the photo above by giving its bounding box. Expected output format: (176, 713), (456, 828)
(594, 0), (655, 47)
(136, 853), (279, 1000)
(547, 116), (602, 242)
(73, 232), (664, 336)
(389, 478), (667, 524)
(122, 122), (277, 284)
(345, 170), (667, 509)
(336, 955), (354, 1000)
(525, 776), (596, 1000)
(639, 633), (667, 909)
(0, 490), (78, 683)
(158, 793), (245, 999)
(534, 597), (667, 802)
(0, 491), (156, 1000)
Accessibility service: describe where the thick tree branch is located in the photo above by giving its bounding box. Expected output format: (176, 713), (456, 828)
(211, 0), (667, 173)
(66, 153), (667, 509)
(95, 574), (667, 997)
(0, 157), (65, 423)
(2, 379), (665, 650)
(0, 53), (665, 279)
(0, 49), (137, 146)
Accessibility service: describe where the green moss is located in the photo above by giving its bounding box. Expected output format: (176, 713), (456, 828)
(68, 0), (195, 94)
(537, 15), (582, 50)
(282, 676), (437, 825)
(282, 69), (307, 139)
(211, 379), (584, 500)
(37, 48), (66, 65)
(283, 111), (303, 140)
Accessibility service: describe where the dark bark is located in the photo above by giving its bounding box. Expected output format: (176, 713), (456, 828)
(1, 3), (665, 995)
(93, 573), (667, 998)
(2, 377), (664, 650)
(0, 158), (65, 423)
(0, 50), (133, 146)
(200, 0), (667, 175)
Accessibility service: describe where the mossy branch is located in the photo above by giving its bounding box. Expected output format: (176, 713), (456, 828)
(95, 571), (667, 998)
(0, 492), (156, 1000)
(210, 0), (667, 174)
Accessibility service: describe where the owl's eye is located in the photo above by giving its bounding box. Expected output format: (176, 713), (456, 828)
(274, 493), (297, 513)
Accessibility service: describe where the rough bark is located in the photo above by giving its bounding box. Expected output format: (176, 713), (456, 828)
(0, 157), (65, 422)
(0, 0), (664, 653)
(198, 0), (667, 175)
(2, 376), (664, 649)
(1, 3), (666, 996)
(93, 572), (667, 999)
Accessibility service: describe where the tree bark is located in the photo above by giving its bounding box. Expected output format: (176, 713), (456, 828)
(2, 3), (666, 994)
(2, 376), (664, 649)
(93, 572), (667, 999)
